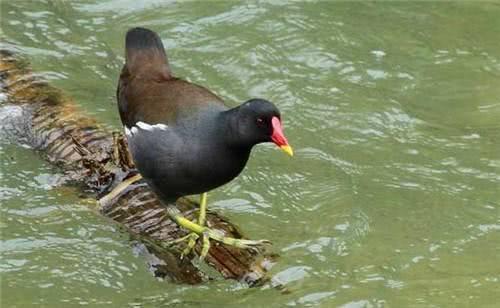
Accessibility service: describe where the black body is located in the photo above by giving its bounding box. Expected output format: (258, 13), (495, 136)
(117, 27), (282, 203)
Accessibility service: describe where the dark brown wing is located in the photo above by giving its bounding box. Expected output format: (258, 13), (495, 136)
(117, 27), (225, 127)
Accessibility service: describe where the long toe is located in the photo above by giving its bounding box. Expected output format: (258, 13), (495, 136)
(215, 236), (272, 250)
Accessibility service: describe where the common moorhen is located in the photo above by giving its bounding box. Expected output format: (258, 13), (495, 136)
(117, 27), (293, 258)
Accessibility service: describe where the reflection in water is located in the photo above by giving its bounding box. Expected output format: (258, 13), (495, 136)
(1, 0), (500, 306)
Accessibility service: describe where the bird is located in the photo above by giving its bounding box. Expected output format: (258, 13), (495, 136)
(117, 27), (293, 259)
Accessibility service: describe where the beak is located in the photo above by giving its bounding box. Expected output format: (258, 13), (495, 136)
(279, 144), (294, 156)
(271, 116), (293, 157)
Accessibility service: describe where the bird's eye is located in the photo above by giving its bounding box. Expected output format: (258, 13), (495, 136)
(256, 118), (264, 125)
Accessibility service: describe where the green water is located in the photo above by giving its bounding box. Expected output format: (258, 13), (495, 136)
(1, 1), (500, 307)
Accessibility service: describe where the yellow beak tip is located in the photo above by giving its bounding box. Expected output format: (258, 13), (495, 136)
(280, 145), (294, 157)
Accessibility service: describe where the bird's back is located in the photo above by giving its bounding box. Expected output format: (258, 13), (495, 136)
(117, 27), (226, 128)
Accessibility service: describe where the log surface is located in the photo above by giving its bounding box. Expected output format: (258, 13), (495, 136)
(0, 50), (275, 285)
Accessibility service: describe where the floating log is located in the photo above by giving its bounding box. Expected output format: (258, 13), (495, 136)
(0, 50), (275, 285)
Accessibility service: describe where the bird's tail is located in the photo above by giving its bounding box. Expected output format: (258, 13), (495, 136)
(124, 27), (172, 79)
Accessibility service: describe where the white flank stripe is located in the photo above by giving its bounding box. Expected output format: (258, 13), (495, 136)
(136, 121), (154, 131)
(135, 121), (168, 131)
(153, 123), (168, 130)
(125, 122), (168, 137)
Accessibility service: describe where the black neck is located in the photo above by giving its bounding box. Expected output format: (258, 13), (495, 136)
(220, 107), (253, 151)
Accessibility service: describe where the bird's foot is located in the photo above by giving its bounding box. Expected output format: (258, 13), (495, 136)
(161, 231), (204, 259)
(166, 192), (270, 260)
(180, 231), (209, 260)
(170, 215), (271, 260)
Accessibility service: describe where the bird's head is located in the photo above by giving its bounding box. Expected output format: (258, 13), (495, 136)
(229, 98), (293, 156)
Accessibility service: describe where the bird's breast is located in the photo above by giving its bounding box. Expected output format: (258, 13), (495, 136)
(181, 142), (250, 190)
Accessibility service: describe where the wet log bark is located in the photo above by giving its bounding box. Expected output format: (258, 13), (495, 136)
(0, 50), (275, 285)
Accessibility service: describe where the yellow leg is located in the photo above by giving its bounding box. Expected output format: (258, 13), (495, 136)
(182, 192), (209, 259)
(198, 192), (207, 226)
